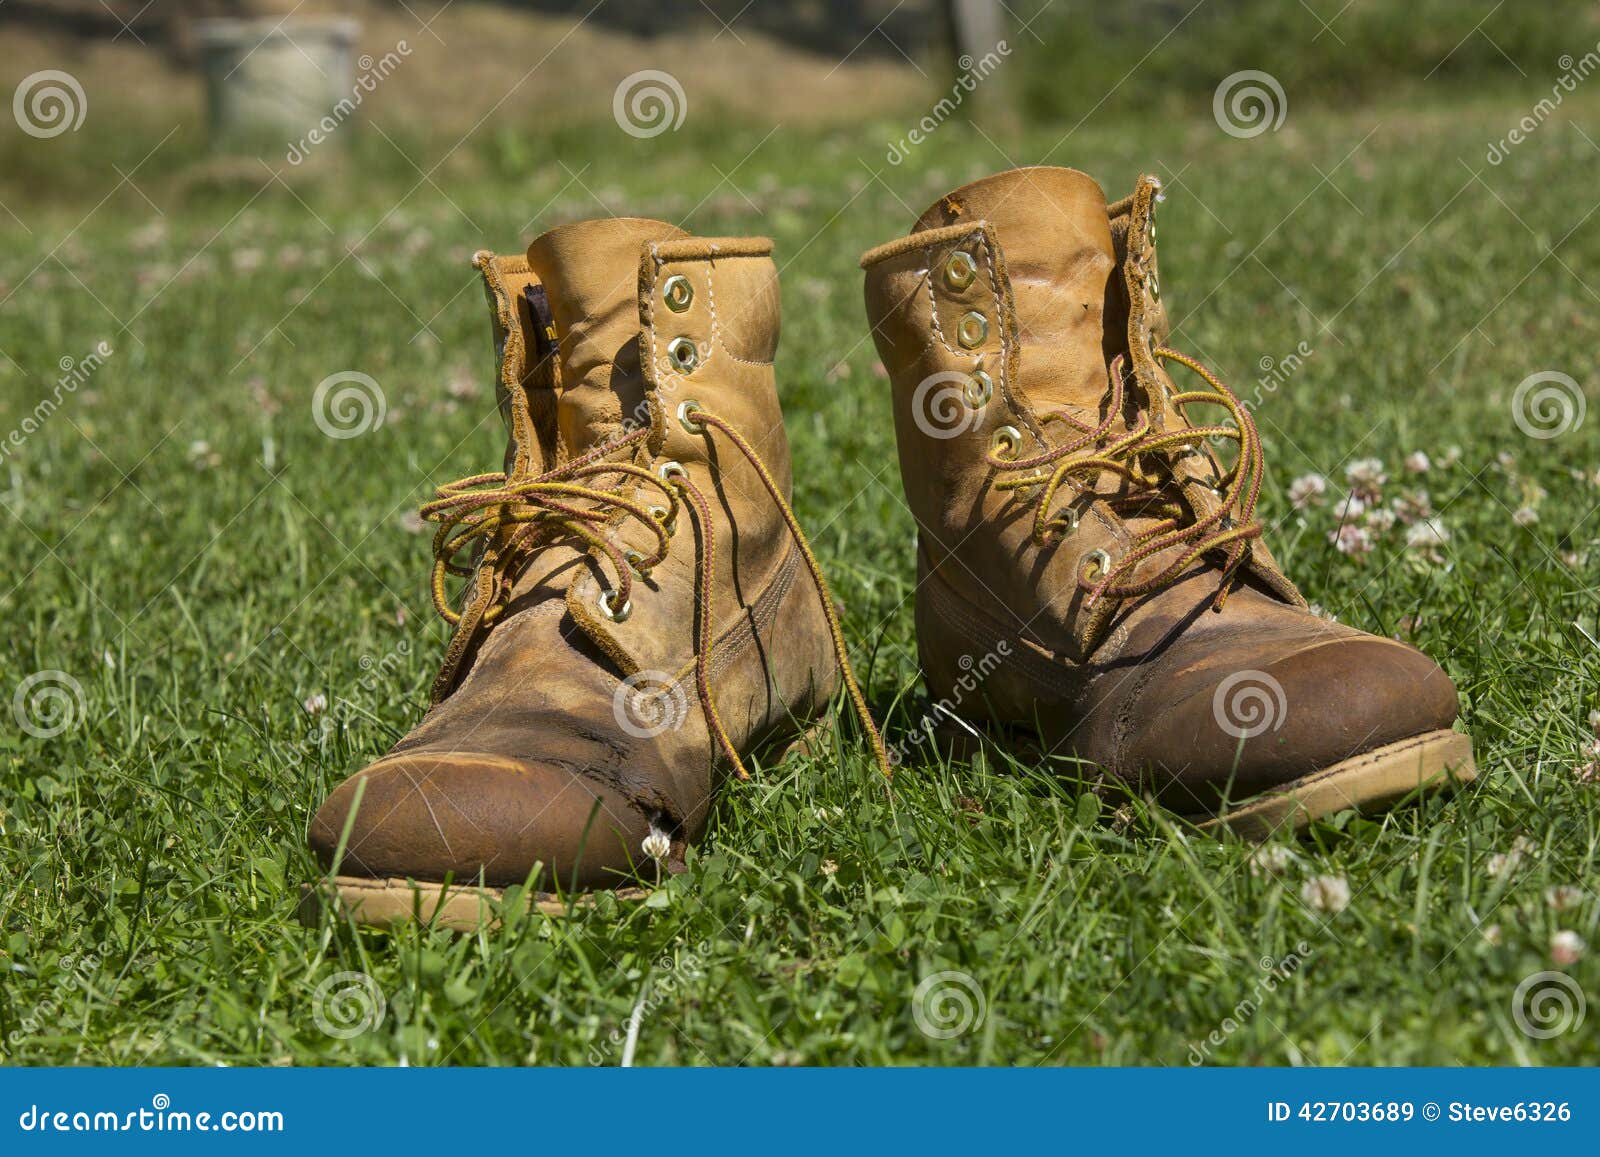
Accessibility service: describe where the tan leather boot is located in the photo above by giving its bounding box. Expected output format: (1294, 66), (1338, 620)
(308, 218), (885, 928)
(862, 167), (1474, 838)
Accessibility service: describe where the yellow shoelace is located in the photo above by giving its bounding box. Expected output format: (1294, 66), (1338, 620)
(422, 408), (891, 781)
(988, 348), (1265, 612)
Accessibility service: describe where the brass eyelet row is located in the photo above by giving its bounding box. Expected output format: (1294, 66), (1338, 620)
(663, 272), (699, 374)
(598, 459), (691, 625)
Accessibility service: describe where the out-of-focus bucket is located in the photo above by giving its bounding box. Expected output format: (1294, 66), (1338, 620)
(197, 18), (360, 152)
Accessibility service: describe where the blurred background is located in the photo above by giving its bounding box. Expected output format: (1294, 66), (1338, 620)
(0, 0), (1588, 198)
(2, 1), (1600, 1066)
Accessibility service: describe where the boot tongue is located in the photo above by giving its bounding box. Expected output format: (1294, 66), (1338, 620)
(526, 217), (688, 454)
(914, 167), (1120, 415)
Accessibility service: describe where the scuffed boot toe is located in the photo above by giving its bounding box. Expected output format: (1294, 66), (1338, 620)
(308, 751), (654, 892)
(1124, 632), (1470, 829)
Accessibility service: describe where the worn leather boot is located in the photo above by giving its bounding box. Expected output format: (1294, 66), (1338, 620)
(862, 167), (1474, 838)
(308, 218), (886, 928)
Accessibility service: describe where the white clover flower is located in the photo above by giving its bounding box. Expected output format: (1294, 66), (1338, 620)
(1300, 874), (1351, 914)
(1405, 518), (1450, 551)
(1249, 845), (1296, 877)
(1545, 885), (1584, 912)
(1334, 493), (1368, 520)
(1551, 930), (1586, 966)
(1345, 457), (1387, 501)
(1288, 473), (1328, 509)
(1330, 523), (1373, 558)
(1485, 852), (1519, 878)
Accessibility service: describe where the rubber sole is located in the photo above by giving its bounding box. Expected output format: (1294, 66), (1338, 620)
(1193, 728), (1476, 840)
(933, 721), (1476, 840)
(298, 718), (833, 932)
(297, 876), (649, 933)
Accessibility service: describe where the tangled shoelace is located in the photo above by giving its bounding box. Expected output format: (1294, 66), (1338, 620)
(422, 406), (891, 781)
(988, 347), (1265, 612)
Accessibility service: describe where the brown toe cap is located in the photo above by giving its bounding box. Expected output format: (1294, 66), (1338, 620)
(1121, 633), (1460, 810)
(307, 751), (655, 890)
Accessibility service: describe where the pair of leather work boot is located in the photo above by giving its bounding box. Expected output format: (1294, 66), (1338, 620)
(307, 166), (1475, 930)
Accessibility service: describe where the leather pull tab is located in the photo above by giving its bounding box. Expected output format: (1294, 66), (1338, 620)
(523, 283), (558, 360)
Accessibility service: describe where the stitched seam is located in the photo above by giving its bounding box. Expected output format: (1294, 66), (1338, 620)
(976, 230), (1008, 384)
(697, 248), (720, 371)
(707, 252), (778, 368)
(666, 543), (801, 687)
(708, 545), (799, 682)
(923, 562), (1080, 696)
(714, 262), (777, 371)
(646, 242), (663, 385)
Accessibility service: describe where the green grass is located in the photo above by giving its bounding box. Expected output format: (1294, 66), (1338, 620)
(1, 74), (1598, 1066)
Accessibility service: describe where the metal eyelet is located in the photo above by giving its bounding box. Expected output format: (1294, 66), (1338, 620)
(1148, 269), (1160, 302)
(990, 425), (1022, 460)
(963, 369), (993, 408)
(667, 337), (699, 374)
(623, 549), (649, 577)
(944, 250), (977, 291)
(957, 311), (989, 349)
(599, 588), (632, 622)
(663, 275), (693, 313)
(1057, 507), (1081, 534)
(657, 460), (689, 485)
(677, 398), (705, 434)
(648, 503), (677, 536)
(1082, 549), (1112, 580)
